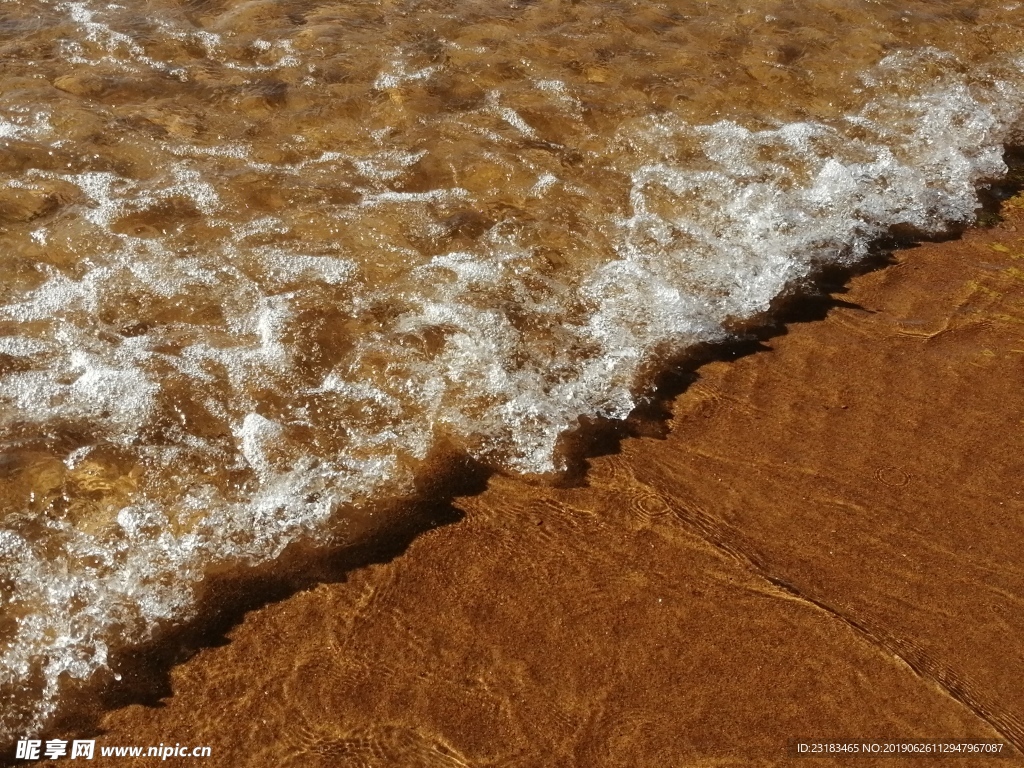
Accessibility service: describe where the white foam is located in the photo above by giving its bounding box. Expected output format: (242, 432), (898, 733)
(257, 251), (358, 287)
(0, 110), (52, 141)
(1, 47), (1023, 745)
(373, 59), (439, 91)
(361, 188), (469, 206)
(352, 149), (428, 182)
(0, 118), (25, 140)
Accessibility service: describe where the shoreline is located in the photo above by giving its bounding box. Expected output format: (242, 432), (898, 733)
(24, 188), (1024, 766)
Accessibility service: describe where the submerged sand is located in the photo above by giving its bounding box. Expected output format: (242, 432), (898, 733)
(33, 193), (1024, 766)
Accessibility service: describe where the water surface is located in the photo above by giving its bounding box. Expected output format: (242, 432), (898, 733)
(1, 0), (1022, 739)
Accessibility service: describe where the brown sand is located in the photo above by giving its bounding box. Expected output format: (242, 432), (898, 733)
(43, 194), (1024, 766)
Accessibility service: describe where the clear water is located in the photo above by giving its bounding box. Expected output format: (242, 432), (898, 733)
(1, 0), (1022, 740)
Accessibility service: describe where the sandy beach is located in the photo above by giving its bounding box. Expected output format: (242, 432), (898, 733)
(5, 2), (1024, 761)
(23, 184), (1024, 767)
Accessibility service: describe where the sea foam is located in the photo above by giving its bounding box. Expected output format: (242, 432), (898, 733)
(0, 29), (1022, 743)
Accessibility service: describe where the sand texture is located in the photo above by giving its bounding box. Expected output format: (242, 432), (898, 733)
(34, 194), (1024, 767)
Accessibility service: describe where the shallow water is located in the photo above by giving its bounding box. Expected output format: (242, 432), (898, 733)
(1, 0), (1022, 741)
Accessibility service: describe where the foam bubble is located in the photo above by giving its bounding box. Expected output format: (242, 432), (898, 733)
(0, 35), (1022, 745)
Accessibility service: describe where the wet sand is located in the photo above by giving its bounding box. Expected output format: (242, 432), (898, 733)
(41, 191), (1024, 766)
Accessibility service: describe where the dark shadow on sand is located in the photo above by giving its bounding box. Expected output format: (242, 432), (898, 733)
(554, 145), (1024, 485)
(6, 147), (1022, 766)
(18, 453), (491, 764)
